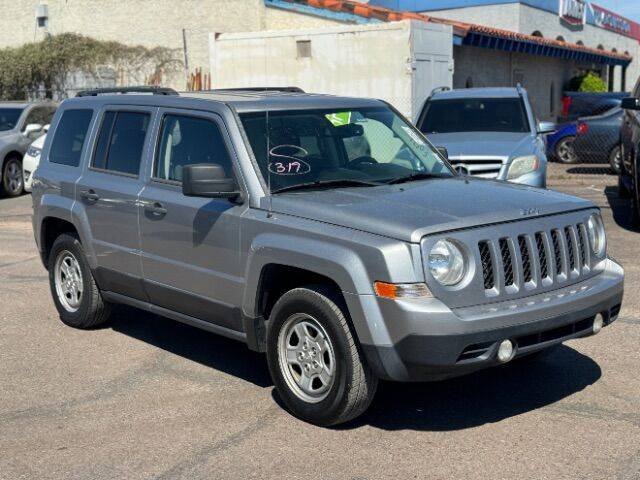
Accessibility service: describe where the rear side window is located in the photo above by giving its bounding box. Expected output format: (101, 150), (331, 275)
(154, 114), (233, 182)
(49, 109), (93, 167)
(92, 111), (150, 175)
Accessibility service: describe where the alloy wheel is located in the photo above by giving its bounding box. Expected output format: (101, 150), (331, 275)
(277, 313), (336, 403)
(556, 137), (578, 164)
(5, 159), (23, 195)
(54, 250), (84, 313)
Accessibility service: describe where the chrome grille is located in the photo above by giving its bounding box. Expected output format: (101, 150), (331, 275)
(448, 157), (504, 178)
(478, 222), (589, 296)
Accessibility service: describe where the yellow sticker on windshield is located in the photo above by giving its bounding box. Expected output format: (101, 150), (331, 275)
(325, 112), (352, 126)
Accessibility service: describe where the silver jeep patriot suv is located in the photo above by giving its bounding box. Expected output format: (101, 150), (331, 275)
(32, 87), (624, 426)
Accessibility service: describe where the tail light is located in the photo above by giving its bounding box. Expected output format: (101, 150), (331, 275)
(577, 122), (589, 135)
(562, 96), (572, 117)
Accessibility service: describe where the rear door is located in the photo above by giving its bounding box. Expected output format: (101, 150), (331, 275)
(138, 108), (246, 332)
(75, 106), (155, 300)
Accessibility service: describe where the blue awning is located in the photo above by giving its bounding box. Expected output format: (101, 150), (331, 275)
(462, 31), (631, 67)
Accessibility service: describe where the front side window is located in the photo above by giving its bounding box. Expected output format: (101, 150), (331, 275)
(155, 114), (233, 182)
(420, 98), (530, 134)
(92, 111), (150, 175)
(0, 108), (24, 132)
(240, 106), (452, 193)
(49, 109), (93, 167)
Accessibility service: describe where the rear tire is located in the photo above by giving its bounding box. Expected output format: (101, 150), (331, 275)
(266, 286), (378, 426)
(48, 233), (112, 329)
(609, 146), (622, 175)
(555, 136), (579, 164)
(1, 156), (24, 197)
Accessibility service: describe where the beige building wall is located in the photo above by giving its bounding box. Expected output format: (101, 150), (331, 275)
(0, 0), (342, 89)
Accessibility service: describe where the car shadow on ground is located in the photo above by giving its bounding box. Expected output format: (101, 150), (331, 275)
(349, 345), (601, 431)
(109, 306), (272, 388)
(604, 186), (640, 233)
(108, 306), (601, 432)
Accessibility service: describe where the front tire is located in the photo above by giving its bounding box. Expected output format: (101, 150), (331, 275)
(1, 157), (24, 197)
(555, 136), (579, 164)
(48, 233), (112, 328)
(266, 286), (377, 426)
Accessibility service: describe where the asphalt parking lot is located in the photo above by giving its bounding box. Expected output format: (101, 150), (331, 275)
(1, 163), (639, 480)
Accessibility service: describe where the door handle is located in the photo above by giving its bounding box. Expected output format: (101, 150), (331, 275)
(80, 189), (99, 202)
(145, 202), (167, 216)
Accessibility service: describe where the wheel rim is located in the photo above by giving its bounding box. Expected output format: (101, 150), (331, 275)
(5, 160), (23, 194)
(612, 148), (622, 172)
(557, 139), (577, 163)
(54, 250), (84, 313)
(277, 313), (336, 403)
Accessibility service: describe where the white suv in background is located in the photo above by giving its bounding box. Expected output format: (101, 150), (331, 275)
(23, 128), (48, 193)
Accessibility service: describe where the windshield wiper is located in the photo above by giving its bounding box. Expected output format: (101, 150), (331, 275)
(385, 172), (444, 185)
(271, 179), (383, 194)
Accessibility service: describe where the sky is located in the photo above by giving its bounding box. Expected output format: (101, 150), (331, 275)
(593, 0), (640, 22)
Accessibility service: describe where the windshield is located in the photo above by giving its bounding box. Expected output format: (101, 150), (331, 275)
(240, 106), (453, 193)
(420, 98), (530, 134)
(0, 108), (23, 132)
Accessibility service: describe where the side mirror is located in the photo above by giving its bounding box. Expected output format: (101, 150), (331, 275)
(182, 163), (239, 199)
(23, 123), (43, 137)
(621, 97), (640, 111)
(537, 121), (556, 135)
(436, 146), (448, 160)
(43, 124), (50, 133)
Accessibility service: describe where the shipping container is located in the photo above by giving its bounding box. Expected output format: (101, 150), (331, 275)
(209, 20), (454, 120)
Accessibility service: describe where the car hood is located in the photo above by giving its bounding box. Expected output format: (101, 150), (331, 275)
(266, 178), (593, 243)
(426, 132), (533, 158)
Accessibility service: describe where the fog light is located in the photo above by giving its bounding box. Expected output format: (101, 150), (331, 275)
(497, 339), (515, 363)
(593, 314), (604, 334)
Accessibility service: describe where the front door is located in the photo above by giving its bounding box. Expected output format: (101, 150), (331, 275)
(75, 106), (154, 300)
(138, 109), (245, 332)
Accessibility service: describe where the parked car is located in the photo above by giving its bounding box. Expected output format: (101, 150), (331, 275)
(547, 122), (578, 164)
(32, 87), (624, 426)
(415, 87), (554, 188)
(620, 80), (640, 224)
(572, 107), (624, 173)
(23, 130), (48, 193)
(559, 91), (627, 124)
(0, 102), (57, 197)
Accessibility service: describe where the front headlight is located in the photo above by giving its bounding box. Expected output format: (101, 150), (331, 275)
(428, 239), (466, 286)
(587, 213), (606, 256)
(507, 155), (539, 180)
(26, 146), (42, 158)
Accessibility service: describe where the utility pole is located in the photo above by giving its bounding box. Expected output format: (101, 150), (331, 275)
(182, 28), (190, 89)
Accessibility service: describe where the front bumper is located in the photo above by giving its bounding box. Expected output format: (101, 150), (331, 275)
(352, 258), (623, 382)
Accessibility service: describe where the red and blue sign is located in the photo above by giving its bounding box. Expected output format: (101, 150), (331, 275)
(369, 0), (640, 42)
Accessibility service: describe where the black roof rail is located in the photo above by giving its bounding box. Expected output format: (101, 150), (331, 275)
(206, 86), (305, 93)
(76, 86), (179, 97)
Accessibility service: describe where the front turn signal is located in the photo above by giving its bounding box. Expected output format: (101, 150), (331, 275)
(374, 282), (433, 299)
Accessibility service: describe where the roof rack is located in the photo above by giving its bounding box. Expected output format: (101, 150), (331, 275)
(429, 86), (452, 97)
(206, 86), (305, 93)
(76, 86), (179, 97)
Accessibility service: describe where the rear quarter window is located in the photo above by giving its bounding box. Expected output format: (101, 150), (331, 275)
(49, 109), (94, 167)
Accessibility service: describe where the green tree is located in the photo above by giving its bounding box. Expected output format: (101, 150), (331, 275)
(566, 72), (608, 93)
(0, 33), (182, 100)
